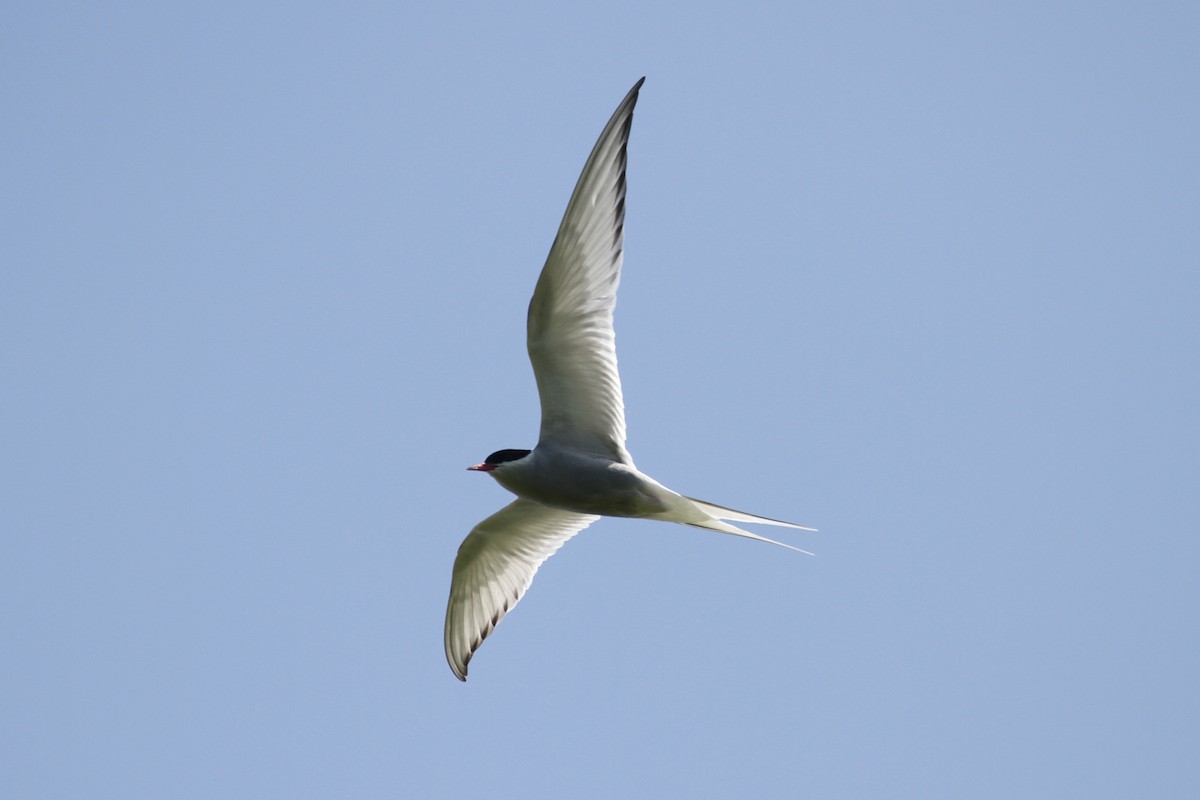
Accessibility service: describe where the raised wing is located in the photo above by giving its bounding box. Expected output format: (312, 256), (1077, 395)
(527, 78), (644, 462)
(444, 499), (598, 681)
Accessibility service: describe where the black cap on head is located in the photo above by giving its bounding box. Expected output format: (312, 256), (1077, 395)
(484, 449), (531, 465)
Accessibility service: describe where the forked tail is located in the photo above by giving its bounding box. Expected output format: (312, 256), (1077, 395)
(685, 497), (817, 531)
(677, 496), (816, 555)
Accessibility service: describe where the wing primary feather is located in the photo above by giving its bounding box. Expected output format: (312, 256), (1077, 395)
(445, 499), (598, 680)
(527, 78), (645, 461)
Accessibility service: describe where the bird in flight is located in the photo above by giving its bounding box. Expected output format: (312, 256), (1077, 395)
(445, 78), (813, 681)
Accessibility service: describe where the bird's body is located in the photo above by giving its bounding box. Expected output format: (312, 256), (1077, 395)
(489, 446), (668, 518)
(444, 78), (813, 681)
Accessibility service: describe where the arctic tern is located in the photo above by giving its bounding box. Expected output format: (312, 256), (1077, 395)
(445, 77), (813, 681)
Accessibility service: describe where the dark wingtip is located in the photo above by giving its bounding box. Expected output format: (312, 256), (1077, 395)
(622, 77), (646, 107)
(450, 652), (470, 682)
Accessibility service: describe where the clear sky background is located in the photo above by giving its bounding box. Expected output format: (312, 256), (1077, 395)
(3, 2), (1198, 798)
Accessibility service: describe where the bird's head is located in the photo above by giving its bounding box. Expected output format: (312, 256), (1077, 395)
(467, 449), (531, 472)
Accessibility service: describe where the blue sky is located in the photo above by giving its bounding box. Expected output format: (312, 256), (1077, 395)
(3, 2), (1198, 798)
